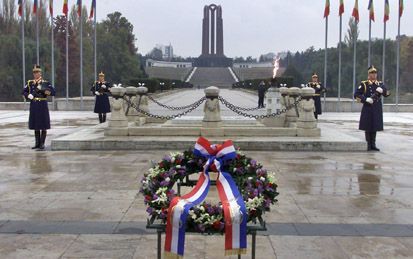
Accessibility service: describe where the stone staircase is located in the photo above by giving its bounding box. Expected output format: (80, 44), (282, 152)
(189, 67), (237, 88)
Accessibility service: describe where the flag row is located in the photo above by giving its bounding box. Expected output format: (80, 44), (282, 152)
(18, 0), (97, 19)
(324, 0), (404, 22)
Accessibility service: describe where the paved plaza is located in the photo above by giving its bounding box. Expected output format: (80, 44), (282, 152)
(0, 90), (413, 258)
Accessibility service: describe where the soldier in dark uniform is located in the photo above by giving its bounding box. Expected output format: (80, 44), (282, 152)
(306, 73), (326, 119)
(354, 66), (390, 151)
(91, 72), (111, 123)
(258, 81), (266, 108)
(22, 65), (56, 150)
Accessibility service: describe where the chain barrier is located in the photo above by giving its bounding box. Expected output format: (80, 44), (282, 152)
(147, 95), (206, 111)
(123, 96), (206, 120)
(218, 96), (302, 119)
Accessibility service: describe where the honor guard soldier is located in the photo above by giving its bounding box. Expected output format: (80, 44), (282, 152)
(22, 65), (56, 150)
(354, 66), (390, 151)
(91, 72), (112, 123)
(306, 73), (326, 119)
(258, 81), (266, 108)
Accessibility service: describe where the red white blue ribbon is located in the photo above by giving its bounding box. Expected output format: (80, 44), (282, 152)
(164, 137), (247, 258)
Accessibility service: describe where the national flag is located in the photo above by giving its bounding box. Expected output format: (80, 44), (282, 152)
(18, 0), (23, 16)
(384, 0), (390, 22)
(352, 0), (359, 22)
(399, 0), (404, 18)
(33, 0), (38, 14)
(324, 0), (330, 18)
(89, 0), (96, 19)
(339, 0), (345, 16)
(63, 0), (68, 16)
(49, 0), (53, 16)
(77, 0), (82, 17)
(368, 0), (375, 22)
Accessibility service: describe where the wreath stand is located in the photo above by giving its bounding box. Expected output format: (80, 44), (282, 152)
(146, 175), (267, 259)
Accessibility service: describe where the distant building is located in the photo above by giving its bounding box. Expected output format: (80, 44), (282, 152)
(146, 59), (192, 68)
(233, 62), (273, 68)
(153, 44), (174, 61)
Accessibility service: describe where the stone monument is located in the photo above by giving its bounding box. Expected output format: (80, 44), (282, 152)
(195, 4), (232, 67)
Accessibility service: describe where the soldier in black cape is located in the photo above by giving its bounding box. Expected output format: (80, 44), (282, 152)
(22, 65), (56, 150)
(306, 73), (326, 119)
(91, 72), (112, 123)
(354, 66), (390, 151)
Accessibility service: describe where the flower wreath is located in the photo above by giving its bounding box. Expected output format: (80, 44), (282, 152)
(140, 149), (279, 233)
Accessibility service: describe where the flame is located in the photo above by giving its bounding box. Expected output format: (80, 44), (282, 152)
(272, 57), (280, 79)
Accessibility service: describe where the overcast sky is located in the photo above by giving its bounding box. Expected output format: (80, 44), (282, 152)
(53, 0), (412, 58)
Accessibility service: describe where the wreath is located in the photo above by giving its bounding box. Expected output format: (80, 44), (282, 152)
(140, 149), (279, 233)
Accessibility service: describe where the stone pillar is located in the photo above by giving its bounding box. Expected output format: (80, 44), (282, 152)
(216, 6), (224, 56)
(261, 87), (286, 127)
(105, 86), (128, 136)
(134, 86), (149, 126)
(210, 8), (215, 55)
(297, 87), (321, 137)
(286, 87), (300, 127)
(125, 86), (138, 122)
(202, 87), (223, 137)
(202, 6), (209, 56)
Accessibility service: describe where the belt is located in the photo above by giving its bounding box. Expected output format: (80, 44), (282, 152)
(313, 94), (321, 96)
(33, 98), (47, 101)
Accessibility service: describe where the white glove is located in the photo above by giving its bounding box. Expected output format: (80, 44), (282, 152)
(95, 91), (100, 96)
(37, 85), (42, 90)
(376, 87), (383, 94)
(102, 84), (107, 89)
(316, 84), (321, 89)
(366, 97), (374, 104)
(28, 94), (34, 100)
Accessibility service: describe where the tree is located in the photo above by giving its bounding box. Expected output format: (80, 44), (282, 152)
(345, 18), (359, 47)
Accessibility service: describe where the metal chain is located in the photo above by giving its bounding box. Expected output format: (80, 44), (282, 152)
(123, 96), (206, 120)
(218, 96), (302, 119)
(147, 95), (206, 111)
(222, 102), (262, 111)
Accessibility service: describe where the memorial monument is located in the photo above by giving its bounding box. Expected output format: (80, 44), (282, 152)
(194, 4), (233, 67)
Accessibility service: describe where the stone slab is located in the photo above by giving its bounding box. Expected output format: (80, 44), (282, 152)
(51, 123), (365, 151)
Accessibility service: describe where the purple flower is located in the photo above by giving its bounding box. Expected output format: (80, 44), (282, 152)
(146, 207), (154, 214)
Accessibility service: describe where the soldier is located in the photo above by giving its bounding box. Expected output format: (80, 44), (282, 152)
(91, 72), (112, 123)
(306, 73), (326, 119)
(354, 66), (390, 151)
(22, 65), (56, 150)
(258, 81), (266, 108)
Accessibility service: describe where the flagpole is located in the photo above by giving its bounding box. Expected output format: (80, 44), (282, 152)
(51, 0), (55, 109)
(323, 15), (328, 110)
(21, 0), (26, 95)
(65, 9), (69, 103)
(338, 14), (342, 112)
(395, 4), (401, 111)
(94, 1), (97, 80)
(36, 0), (40, 64)
(368, 19), (372, 67)
(80, 2), (84, 110)
(382, 2), (387, 106)
(352, 21), (357, 112)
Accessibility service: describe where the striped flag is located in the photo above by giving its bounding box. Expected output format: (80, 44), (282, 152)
(352, 0), (359, 22)
(399, 0), (404, 18)
(368, 0), (375, 21)
(18, 0), (23, 16)
(33, 0), (38, 14)
(49, 0), (53, 16)
(339, 0), (344, 16)
(77, 0), (82, 17)
(384, 0), (390, 22)
(324, 0), (330, 18)
(89, 0), (96, 19)
(63, 0), (68, 16)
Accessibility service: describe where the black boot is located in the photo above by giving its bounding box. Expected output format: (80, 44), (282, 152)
(32, 130), (40, 149)
(314, 113), (318, 120)
(370, 132), (380, 151)
(38, 130), (47, 150)
(365, 132), (372, 151)
(102, 114), (107, 123)
(98, 113), (103, 123)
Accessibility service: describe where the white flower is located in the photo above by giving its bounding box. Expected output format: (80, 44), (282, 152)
(248, 177), (253, 181)
(165, 177), (170, 182)
(260, 177), (266, 182)
(176, 165), (181, 169)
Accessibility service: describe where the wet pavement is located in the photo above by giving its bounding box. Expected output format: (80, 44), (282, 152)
(0, 90), (413, 258)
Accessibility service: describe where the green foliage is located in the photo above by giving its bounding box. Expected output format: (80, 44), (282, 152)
(0, 0), (143, 101)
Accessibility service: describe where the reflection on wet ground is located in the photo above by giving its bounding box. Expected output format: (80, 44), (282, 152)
(0, 110), (412, 258)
